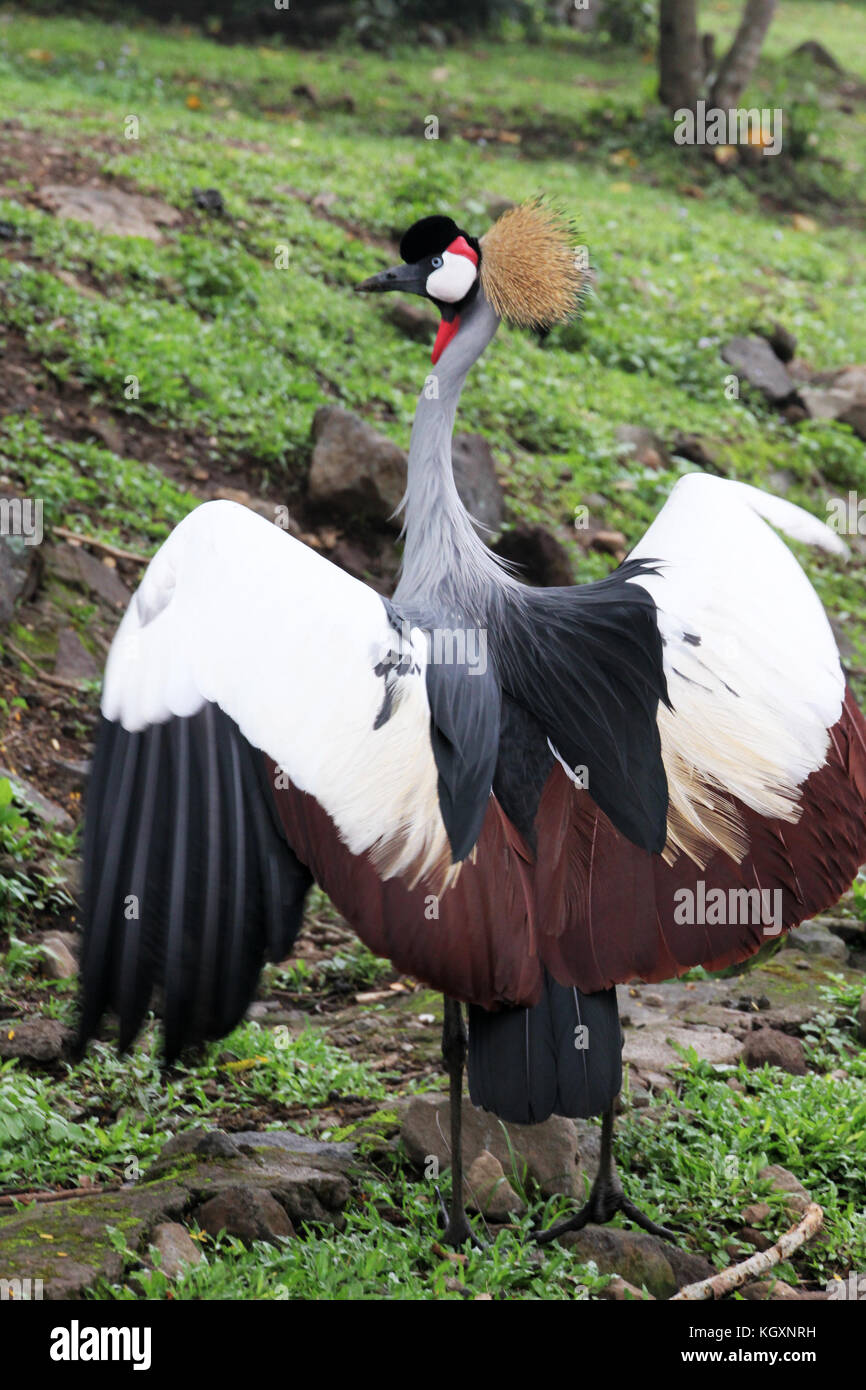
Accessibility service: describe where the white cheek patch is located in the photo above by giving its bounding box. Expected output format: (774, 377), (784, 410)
(426, 251), (477, 304)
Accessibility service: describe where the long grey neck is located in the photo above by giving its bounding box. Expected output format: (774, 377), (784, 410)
(394, 292), (517, 617)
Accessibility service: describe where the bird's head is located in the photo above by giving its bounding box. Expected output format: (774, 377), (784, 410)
(357, 199), (584, 366)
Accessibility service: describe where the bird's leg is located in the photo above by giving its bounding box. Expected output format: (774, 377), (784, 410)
(437, 996), (482, 1249)
(535, 1104), (675, 1245)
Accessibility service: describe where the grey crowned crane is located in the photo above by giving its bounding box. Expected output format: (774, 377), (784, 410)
(78, 201), (866, 1248)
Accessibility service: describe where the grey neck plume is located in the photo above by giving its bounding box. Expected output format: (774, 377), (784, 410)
(394, 291), (518, 616)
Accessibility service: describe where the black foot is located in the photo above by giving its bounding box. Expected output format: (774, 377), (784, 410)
(535, 1171), (675, 1245)
(435, 1185), (487, 1250)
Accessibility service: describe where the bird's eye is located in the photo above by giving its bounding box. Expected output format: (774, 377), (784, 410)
(431, 255), (443, 269)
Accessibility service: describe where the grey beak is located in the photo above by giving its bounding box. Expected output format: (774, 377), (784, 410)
(356, 262), (429, 295)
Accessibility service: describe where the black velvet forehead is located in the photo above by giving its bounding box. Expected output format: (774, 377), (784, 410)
(399, 215), (462, 264)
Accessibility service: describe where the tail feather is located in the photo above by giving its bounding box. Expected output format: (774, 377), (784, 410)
(467, 972), (622, 1124)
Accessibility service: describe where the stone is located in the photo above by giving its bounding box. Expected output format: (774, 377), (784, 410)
(858, 988), (866, 1045)
(739, 1226), (773, 1252)
(598, 1275), (654, 1300)
(758, 1164), (811, 1218)
(451, 434), (505, 534)
(195, 1186), (294, 1244)
(482, 193), (517, 221)
(741, 1279), (803, 1301)
(721, 336), (795, 402)
(387, 298), (438, 342)
(839, 403), (866, 443)
(37, 185), (182, 243)
(308, 406), (406, 523)
(492, 523), (573, 587)
(0, 766), (74, 830)
(39, 930), (78, 980)
(464, 1150), (525, 1220)
(48, 543), (131, 610)
(761, 322), (797, 363)
(399, 1093), (584, 1197)
(588, 529), (627, 557)
(614, 425), (667, 469)
(149, 1222), (203, 1278)
(622, 1025), (743, 1080)
(230, 1131), (355, 1163)
(54, 627), (99, 682)
(742, 1202), (771, 1225)
(799, 365), (866, 422)
(743, 1028), (807, 1075)
(784, 918), (848, 962)
(560, 1225), (678, 1300)
(0, 526), (40, 625)
(0, 1017), (71, 1061)
(670, 432), (720, 470)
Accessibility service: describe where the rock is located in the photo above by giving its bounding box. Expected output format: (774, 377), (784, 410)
(0, 1018), (71, 1061)
(742, 1202), (771, 1225)
(399, 1093), (584, 1197)
(196, 1186), (294, 1243)
(839, 403), (866, 443)
(0, 526), (40, 625)
(741, 1278), (803, 1301)
(149, 1222), (203, 1278)
(622, 1025), (743, 1080)
(598, 1275), (654, 1300)
(761, 322), (797, 363)
(791, 40), (843, 72)
(614, 425), (667, 470)
(54, 627), (99, 682)
(192, 187), (226, 215)
(758, 1164), (811, 1218)
(858, 988), (866, 1045)
(739, 1225), (773, 1252)
(0, 766), (73, 830)
(387, 298), (438, 342)
(464, 1150), (525, 1220)
(48, 543), (131, 610)
(799, 365), (866, 422)
(482, 193), (517, 221)
(560, 1225), (678, 1300)
(492, 523), (573, 587)
(230, 1131), (355, 1163)
(743, 1027), (807, 1076)
(37, 185), (182, 243)
(670, 432), (720, 470)
(784, 918), (848, 962)
(721, 336), (795, 403)
(587, 529), (627, 558)
(39, 931), (78, 980)
(146, 1127), (351, 1228)
(308, 406), (406, 523)
(451, 434), (505, 534)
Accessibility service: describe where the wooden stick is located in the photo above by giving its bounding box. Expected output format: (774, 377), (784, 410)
(54, 526), (150, 565)
(671, 1203), (823, 1300)
(0, 1183), (118, 1207)
(2, 638), (91, 692)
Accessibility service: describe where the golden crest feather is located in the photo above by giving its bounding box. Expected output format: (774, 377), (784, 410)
(480, 198), (584, 329)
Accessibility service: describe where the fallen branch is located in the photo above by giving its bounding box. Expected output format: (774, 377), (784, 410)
(0, 1183), (118, 1207)
(2, 637), (91, 692)
(54, 526), (150, 565)
(671, 1203), (823, 1300)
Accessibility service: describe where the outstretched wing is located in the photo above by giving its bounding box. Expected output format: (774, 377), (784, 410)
(533, 473), (866, 988)
(79, 501), (497, 1055)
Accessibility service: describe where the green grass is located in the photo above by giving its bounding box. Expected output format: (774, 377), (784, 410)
(0, 1), (864, 1299)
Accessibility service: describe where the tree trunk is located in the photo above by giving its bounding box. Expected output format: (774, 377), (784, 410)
(710, 0), (778, 110)
(658, 0), (701, 112)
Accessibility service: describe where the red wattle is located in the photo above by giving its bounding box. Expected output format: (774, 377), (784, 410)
(432, 315), (460, 365)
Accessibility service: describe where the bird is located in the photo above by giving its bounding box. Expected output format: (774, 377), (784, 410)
(77, 199), (866, 1249)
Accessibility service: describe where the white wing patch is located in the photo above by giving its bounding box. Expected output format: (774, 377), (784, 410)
(627, 473), (845, 868)
(102, 501), (451, 887)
